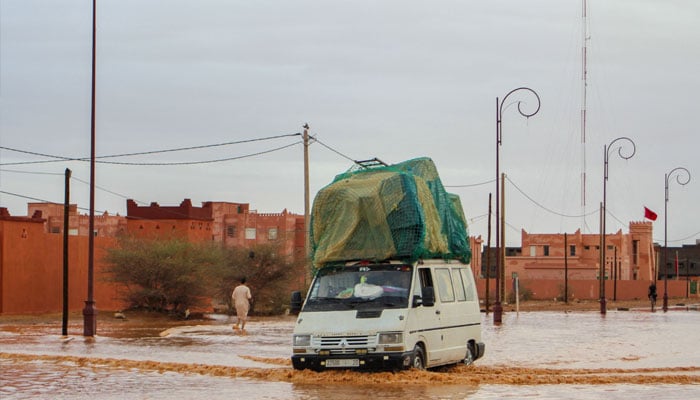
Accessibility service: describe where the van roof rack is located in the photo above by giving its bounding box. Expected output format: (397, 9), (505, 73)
(354, 158), (388, 169)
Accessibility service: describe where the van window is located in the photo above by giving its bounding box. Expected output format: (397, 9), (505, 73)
(460, 269), (476, 301)
(435, 268), (455, 303)
(452, 268), (467, 301)
(415, 268), (434, 298)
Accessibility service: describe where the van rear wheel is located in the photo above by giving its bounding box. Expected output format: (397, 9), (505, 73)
(464, 343), (474, 366)
(412, 345), (425, 370)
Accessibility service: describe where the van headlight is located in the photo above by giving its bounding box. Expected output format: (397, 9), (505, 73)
(378, 332), (403, 344)
(293, 334), (311, 346)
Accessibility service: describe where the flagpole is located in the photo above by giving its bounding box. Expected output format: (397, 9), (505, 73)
(675, 251), (679, 280)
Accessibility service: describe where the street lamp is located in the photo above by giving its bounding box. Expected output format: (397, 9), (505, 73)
(601, 137), (636, 314)
(494, 87), (540, 324)
(663, 167), (691, 312)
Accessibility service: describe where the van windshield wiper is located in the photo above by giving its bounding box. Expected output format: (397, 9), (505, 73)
(310, 297), (345, 302)
(348, 298), (375, 306)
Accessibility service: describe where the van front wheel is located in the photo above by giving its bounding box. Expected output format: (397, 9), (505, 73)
(412, 345), (425, 370)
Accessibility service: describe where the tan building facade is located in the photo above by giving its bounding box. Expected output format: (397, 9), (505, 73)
(28, 202), (127, 237)
(505, 221), (655, 282)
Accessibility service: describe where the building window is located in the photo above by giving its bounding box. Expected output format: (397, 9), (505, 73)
(530, 246), (536, 257)
(584, 245), (590, 250)
(570, 245), (576, 256)
(226, 225), (236, 238)
(245, 228), (256, 239)
(268, 228), (278, 240)
(50, 227), (61, 234)
(632, 240), (639, 265)
(543, 245), (550, 256)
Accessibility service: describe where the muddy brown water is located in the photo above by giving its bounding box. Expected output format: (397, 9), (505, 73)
(1, 308), (699, 399)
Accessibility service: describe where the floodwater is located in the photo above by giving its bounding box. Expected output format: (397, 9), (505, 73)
(1, 308), (699, 399)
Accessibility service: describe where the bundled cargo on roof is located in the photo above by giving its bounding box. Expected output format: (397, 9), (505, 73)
(310, 157), (471, 267)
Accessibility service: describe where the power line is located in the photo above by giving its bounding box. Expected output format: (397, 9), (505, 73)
(0, 133), (302, 166)
(311, 137), (357, 163)
(70, 176), (206, 220)
(96, 133), (301, 159)
(506, 175), (597, 218)
(0, 190), (55, 204)
(445, 179), (496, 188)
(0, 169), (64, 176)
(92, 141), (302, 166)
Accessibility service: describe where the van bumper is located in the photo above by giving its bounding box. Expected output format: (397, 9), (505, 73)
(292, 352), (413, 371)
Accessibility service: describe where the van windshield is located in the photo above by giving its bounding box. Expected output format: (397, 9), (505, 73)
(304, 264), (412, 311)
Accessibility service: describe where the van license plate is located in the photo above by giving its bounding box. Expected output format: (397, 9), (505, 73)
(326, 359), (359, 368)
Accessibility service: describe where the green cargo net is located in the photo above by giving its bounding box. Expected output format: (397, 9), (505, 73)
(310, 157), (471, 268)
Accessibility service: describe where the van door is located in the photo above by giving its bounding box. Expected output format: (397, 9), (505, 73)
(409, 267), (445, 366)
(433, 267), (466, 362)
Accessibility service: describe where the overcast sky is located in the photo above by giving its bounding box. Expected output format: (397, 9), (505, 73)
(1, 0), (698, 246)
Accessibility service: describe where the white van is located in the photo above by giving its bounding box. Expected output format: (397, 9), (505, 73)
(290, 259), (485, 371)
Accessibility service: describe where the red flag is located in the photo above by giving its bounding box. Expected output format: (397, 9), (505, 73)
(644, 206), (657, 221)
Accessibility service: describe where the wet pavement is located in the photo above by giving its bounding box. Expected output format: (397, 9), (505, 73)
(1, 308), (699, 399)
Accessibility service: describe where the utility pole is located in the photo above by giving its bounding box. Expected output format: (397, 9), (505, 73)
(485, 193), (492, 313)
(303, 124), (311, 283)
(599, 202), (605, 314)
(62, 168), (71, 336)
(500, 173), (506, 306)
(564, 232), (568, 304)
(613, 246), (618, 301)
(83, 0), (97, 336)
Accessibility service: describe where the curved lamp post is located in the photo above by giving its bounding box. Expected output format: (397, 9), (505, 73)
(601, 137), (636, 314)
(663, 167), (691, 312)
(494, 87), (541, 324)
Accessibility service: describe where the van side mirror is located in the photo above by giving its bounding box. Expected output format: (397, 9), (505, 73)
(290, 291), (303, 314)
(421, 286), (435, 307)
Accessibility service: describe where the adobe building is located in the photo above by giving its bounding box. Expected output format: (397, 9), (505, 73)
(481, 222), (655, 282)
(0, 208), (123, 314)
(508, 221), (656, 282)
(28, 202), (127, 237)
(0, 198), (307, 314)
(126, 199), (306, 260)
(655, 241), (700, 280)
(126, 199), (214, 242)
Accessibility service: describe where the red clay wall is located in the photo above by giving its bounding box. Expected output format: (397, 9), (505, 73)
(476, 277), (697, 302)
(1, 219), (127, 314)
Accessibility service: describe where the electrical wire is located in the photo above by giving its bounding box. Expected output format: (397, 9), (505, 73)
(444, 179), (496, 188)
(0, 133), (302, 166)
(92, 141), (302, 166)
(506, 175), (597, 218)
(311, 137), (357, 163)
(0, 169), (64, 176)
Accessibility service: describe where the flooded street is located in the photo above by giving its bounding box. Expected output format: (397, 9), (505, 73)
(2, 308), (699, 399)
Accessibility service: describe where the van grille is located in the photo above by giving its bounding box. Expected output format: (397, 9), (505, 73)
(312, 335), (377, 354)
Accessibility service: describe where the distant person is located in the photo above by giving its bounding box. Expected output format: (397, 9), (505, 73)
(232, 277), (253, 330)
(648, 282), (657, 310)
